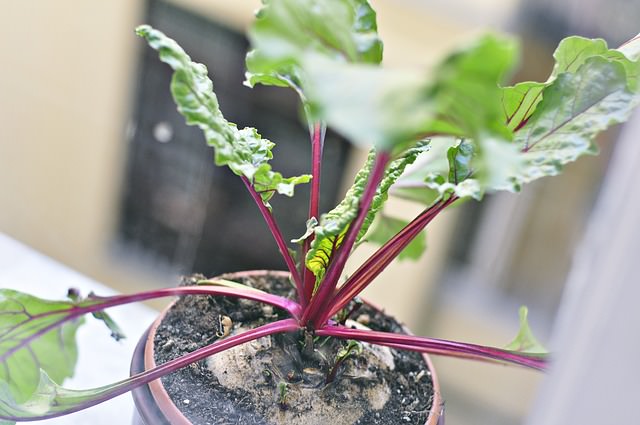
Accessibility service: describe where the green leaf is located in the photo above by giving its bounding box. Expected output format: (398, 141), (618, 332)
(336, 339), (363, 360)
(291, 217), (318, 244)
(447, 139), (474, 185)
(0, 370), (120, 421)
(502, 35), (640, 133)
(502, 81), (546, 131)
(91, 311), (125, 342)
(513, 57), (638, 185)
(0, 290), (83, 405)
(422, 34), (523, 195)
(401, 35), (640, 201)
(245, 0), (383, 96)
(366, 215), (426, 260)
(67, 289), (124, 342)
(426, 140), (484, 200)
(304, 33), (518, 150)
(392, 137), (458, 204)
(425, 34), (518, 141)
(393, 138), (480, 202)
(505, 306), (548, 355)
(500, 36), (640, 190)
(0, 317), (299, 422)
(552, 37), (612, 76)
(136, 25), (310, 205)
(303, 61), (431, 147)
(304, 141), (429, 281)
(305, 151), (376, 282)
(551, 36), (639, 91)
(357, 140), (431, 239)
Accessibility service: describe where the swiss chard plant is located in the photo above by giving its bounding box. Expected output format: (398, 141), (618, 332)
(1, 0), (639, 422)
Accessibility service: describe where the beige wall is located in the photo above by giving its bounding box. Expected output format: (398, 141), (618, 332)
(0, 0), (146, 292)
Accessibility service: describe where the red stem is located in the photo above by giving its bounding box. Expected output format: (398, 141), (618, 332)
(317, 324), (547, 371)
(241, 176), (304, 297)
(301, 151), (391, 327)
(321, 196), (457, 323)
(2, 319), (301, 421)
(302, 122), (325, 306)
(0, 286), (302, 365)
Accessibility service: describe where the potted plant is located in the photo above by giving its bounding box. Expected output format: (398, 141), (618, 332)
(1, 0), (638, 423)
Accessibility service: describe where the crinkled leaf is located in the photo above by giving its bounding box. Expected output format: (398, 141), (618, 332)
(303, 33), (524, 196)
(304, 34), (517, 150)
(398, 35), (639, 203)
(305, 142), (429, 281)
(305, 151), (376, 282)
(245, 0), (382, 96)
(503, 35), (640, 135)
(366, 215), (426, 260)
(476, 137), (525, 192)
(136, 25), (310, 205)
(0, 290), (84, 405)
(397, 137), (523, 202)
(512, 57), (638, 185)
(505, 306), (548, 355)
(392, 137), (458, 204)
(419, 37), (640, 198)
(551, 36), (639, 91)
(291, 217), (318, 244)
(357, 140), (431, 239)
(426, 140), (484, 200)
(393, 138), (482, 202)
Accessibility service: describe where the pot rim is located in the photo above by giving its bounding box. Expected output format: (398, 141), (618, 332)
(138, 270), (444, 425)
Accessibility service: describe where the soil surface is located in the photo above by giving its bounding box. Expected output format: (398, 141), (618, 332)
(153, 272), (435, 425)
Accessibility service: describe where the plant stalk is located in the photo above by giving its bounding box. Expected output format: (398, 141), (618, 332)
(0, 319), (300, 421)
(0, 286), (302, 365)
(302, 122), (325, 306)
(317, 324), (547, 370)
(322, 196), (457, 323)
(242, 176), (304, 298)
(302, 151), (391, 327)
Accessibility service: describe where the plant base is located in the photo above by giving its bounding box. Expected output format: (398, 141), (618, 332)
(131, 271), (444, 424)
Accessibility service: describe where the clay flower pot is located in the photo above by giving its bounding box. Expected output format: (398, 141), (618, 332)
(131, 271), (444, 425)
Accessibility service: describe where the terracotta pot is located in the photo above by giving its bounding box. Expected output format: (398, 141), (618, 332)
(131, 271), (445, 425)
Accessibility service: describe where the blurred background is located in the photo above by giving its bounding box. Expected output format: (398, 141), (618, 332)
(1, 0), (638, 424)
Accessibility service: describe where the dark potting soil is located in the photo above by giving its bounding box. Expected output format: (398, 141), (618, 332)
(153, 272), (435, 425)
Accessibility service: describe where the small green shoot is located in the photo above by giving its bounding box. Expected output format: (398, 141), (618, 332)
(326, 340), (363, 383)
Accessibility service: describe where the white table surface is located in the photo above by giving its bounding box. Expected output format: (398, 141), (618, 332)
(0, 234), (159, 424)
